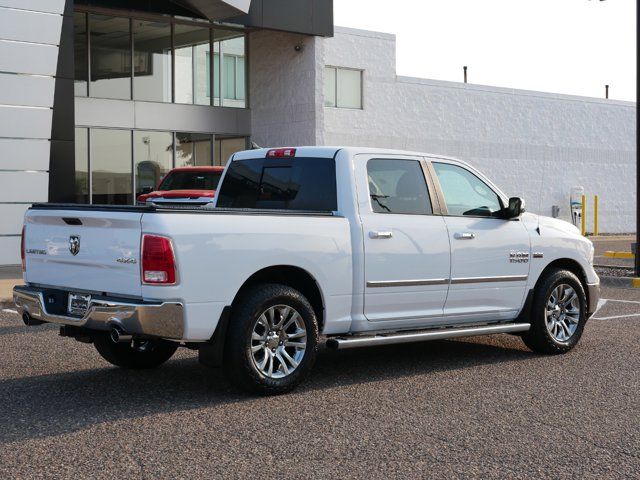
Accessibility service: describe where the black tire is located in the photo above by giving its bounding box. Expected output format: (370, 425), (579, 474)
(93, 333), (178, 369)
(521, 268), (588, 354)
(224, 283), (319, 395)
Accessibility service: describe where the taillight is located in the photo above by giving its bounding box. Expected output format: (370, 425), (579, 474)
(141, 234), (176, 285)
(20, 226), (25, 272)
(266, 148), (296, 158)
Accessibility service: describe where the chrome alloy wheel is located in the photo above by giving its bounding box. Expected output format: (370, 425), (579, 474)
(250, 305), (307, 379)
(545, 284), (581, 342)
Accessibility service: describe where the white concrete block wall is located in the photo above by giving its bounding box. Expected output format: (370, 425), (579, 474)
(0, 1), (65, 265)
(320, 27), (636, 233)
(249, 30), (324, 147)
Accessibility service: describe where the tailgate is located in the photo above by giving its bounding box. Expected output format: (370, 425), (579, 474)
(24, 209), (143, 297)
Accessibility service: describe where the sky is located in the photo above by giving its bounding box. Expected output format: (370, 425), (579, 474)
(334, 0), (637, 102)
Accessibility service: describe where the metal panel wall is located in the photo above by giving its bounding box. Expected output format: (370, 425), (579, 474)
(0, 7), (63, 45)
(0, 1), (69, 265)
(0, 139), (51, 171)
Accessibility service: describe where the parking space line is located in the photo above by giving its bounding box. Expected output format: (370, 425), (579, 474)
(601, 298), (640, 304)
(2, 309), (17, 314)
(592, 313), (640, 320)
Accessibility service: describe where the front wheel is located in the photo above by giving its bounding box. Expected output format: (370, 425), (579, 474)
(522, 268), (588, 354)
(224, 284), (319, 395)
(93, 333), (178, 369)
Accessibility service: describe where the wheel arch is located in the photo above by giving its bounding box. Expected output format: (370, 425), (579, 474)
(536, 258), (590, 303)
(231, 265), (326, 332)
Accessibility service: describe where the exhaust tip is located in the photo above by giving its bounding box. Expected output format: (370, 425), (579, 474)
(110, 326), (132, 344)
(22, 312), (45, 326)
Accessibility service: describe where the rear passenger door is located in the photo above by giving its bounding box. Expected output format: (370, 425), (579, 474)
(355, 155), (451, 325)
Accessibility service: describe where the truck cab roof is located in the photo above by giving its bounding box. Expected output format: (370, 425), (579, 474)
(232, 146), (470, 167)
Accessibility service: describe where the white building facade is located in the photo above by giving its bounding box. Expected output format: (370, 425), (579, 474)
(252, 27), (636, 234)
(0, 3), (636, 266)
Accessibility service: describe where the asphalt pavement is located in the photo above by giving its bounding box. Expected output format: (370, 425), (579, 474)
(0, 286), (638, 479)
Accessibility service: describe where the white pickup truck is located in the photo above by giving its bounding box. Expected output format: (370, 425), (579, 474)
(14, 147), (599, 394)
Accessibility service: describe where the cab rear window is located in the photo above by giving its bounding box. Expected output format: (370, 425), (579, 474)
(216, 157), (337, 211)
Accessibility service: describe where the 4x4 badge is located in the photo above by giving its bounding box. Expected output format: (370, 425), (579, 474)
(69, 235), (80, 256)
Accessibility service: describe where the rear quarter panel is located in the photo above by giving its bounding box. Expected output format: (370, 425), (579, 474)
(141, 212), (353, 341)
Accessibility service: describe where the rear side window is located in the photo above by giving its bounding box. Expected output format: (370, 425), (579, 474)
(216, 157), (337, 211)
(367, 159), (432, 215)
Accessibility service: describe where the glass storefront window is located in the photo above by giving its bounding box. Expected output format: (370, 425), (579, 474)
(324, 67), (336, 107)
(213, 44), (221, 106)
(90, 15), (132, 100)
(91, 129), (132, 205)
(218, 34), (246, 107)
(174, 25), (211, 105)
(214, 137), (247, 166)
(176, 133), (212, 166)
(325, 66), (363, 109)
(75, 128), (89, 203)
(134, 131), (173, 199)
(337, 68), (362, 109)
(133, 20), (172, 103)
(75, 13), (247, 108)
(74, 13), (88, 97)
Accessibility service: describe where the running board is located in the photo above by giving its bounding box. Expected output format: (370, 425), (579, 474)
(326, 323), (530, 350)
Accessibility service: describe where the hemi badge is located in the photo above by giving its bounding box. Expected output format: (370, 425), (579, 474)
(533, 252), (544, 258)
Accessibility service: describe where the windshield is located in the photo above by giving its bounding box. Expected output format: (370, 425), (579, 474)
(159, 171), (222, 191)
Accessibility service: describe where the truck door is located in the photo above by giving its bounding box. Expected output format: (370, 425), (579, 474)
(429, 160), (531, 320)
(355, 154), (451, 324)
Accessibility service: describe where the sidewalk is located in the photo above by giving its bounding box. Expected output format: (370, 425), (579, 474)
(0, 266), (21, 308)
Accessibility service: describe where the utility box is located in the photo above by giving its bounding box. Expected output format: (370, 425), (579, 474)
(570, 186), (584, 228)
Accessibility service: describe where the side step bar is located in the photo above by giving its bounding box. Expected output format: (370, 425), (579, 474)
(326, 323), (530, 350)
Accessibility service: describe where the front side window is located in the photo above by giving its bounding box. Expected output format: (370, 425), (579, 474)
(433, 162), (502, 217)
(217, 158), (337, 211)
(367, 159), (432, 215)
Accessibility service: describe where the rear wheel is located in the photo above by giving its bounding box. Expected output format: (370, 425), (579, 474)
(224, 284), (319, 395)
(522, 269), (587, 354)
(93, 333), (178, 369)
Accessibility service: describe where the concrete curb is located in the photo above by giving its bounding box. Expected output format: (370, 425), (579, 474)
(0, 299), (15, 310)
(600, 276), (640, 289)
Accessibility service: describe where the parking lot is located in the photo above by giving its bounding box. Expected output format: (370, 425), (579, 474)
(0, 285), (638, 479)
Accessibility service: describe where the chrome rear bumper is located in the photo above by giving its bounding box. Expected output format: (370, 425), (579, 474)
(13, 285), (184, 339)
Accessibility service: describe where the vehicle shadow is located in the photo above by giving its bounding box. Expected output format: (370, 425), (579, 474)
(0, 335), (534, 445)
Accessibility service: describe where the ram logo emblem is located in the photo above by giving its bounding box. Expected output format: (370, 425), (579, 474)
(69, 235), (81, 256)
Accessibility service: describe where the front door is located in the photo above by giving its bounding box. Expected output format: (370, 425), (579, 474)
(356, 155), (451, 324)
(430, 160), (531, 320)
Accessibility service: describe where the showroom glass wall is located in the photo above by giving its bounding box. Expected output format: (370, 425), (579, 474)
(74, 11), (247, 106)
(73, 10), (249, 205)
(75, 128), (248, 204)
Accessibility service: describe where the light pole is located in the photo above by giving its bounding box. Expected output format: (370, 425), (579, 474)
(636, 0), (639, 277)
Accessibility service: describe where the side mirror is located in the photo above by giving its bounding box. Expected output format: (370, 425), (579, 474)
(139, 186), (153, 195)
(505, 197), (525, 219)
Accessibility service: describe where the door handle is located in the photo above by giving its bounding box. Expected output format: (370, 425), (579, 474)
(369, 231), (393, 239)
(454, 232), (475, 240)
